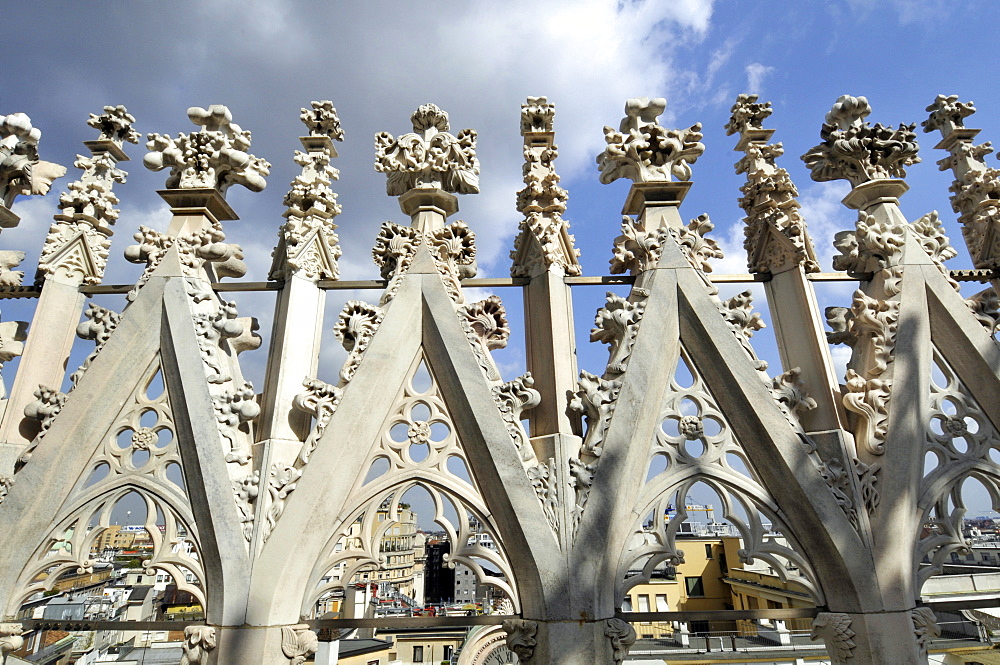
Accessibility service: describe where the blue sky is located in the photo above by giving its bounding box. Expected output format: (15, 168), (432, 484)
(6, 0), (1000, 523)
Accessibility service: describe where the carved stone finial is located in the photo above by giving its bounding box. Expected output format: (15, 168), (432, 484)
(375, 103), (479, 196)
(144, 104), (270, 195)
(801, 95), (920, 187)
(521, 96), (555, 134)
(597, 97), (704, 183)
(0, 113), (67, 225)
(179, 625), (216, 665)
(87, 105), (141, 146)
(725, 93), (772, 136)
(922, 94), (976, 135)
(299, 100), (344, 141)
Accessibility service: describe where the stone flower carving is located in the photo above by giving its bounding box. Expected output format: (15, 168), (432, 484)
(144, 105), (270, 195)
(597, 97), (704, 183)
(375, 103), (479, 195)
(802, 95), (920, 187)
(179, 625), (217, 665)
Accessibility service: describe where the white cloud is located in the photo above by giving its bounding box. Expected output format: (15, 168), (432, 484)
(744, 62), (775, 94)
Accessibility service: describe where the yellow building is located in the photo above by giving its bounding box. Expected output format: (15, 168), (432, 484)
(89, 525), (136, 553)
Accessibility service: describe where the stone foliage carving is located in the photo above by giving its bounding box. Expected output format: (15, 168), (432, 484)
(597, 97), (704, 183)
(462, 296), (510, 381)
(0, 624), (24, 664)
(610, 215), (670, 274)
(144, 105), (270, 195)
(911, 607), (940, 660)
(375, 103), (479, 195)
(502, 618), (538, 661)
(293, 379), (342, 466)
(670, 213), (724, 273)
(281, 624), (319, 665)
(719, 290), (767, 372)
(214, 381), (260, 465)
(729, 95), (820, 275)
(965, 287), (1000, 337)
(179, 626), (217, 665)
(0, 112), (66, 219)
(492, 375), (541, 465)
(767, 367), (818, 428)
(844, 370), (891, 456)
(802, 95), (920, 186)
(511, 97), (581, 278)
(604, 617), (637, 665)
(69, 303), (121, 387)
(334, 301), (385, 384)
(811, 612), (856, 665)
(372, 220), (477, 305)
(591, 293), (645, 374)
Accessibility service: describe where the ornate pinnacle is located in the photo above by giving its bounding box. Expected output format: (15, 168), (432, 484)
(923, 94), (1000, 269)
(270, 102), (344, 281)
(300, 100), (344, 141)
(374, 103), (480, 196)
(801, 95), (920, 187)
(0, 113), (66, 226)
(728, 95), (819, 275)
(922, 95), (976, 136)
(144, 105), (270, 196)
(725, 94), (772, 136)
(596, 97), (704, 184)
(87, 105), (141, 147)
(511, 97), (581, 277)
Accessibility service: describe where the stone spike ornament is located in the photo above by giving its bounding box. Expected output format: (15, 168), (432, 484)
(0, 113), (66, 228)
(270, 101), (344, 281)
(144, 105), (270, 195)
(596, 97), (704, 183)
(374, 103), (480, 195)
(511, 96), (582, 277)
(923, 94), (1000, 269)
(728, 94), (819, 275)
(9, 95), (1000, 665)
(801, 94), (920, 186)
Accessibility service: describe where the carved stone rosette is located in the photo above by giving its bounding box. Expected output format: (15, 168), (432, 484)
(728, 94), (820, 275)
(597, 97), (704, 183)
(270, 101), (344, 281)
(511, 96), (581, 277)
(144, 105), (270, 195)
